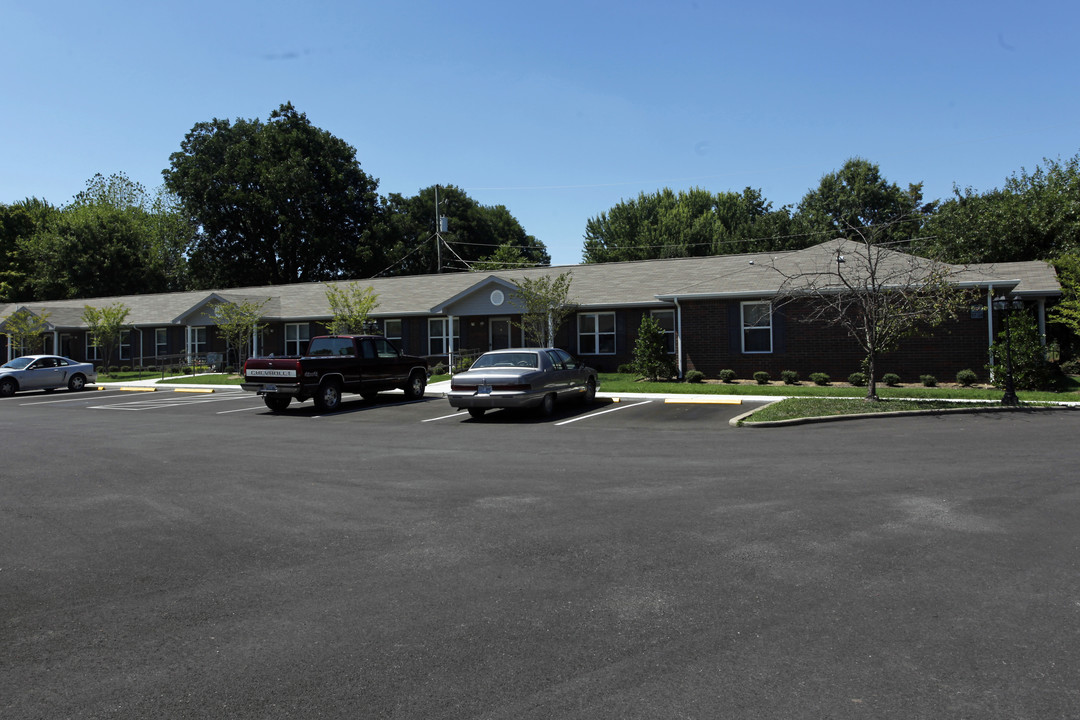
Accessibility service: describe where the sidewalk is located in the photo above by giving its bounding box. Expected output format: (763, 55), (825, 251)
(93, 376), (782, 403)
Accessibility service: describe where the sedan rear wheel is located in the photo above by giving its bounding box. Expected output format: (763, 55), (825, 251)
(538, 392), (556, 417)
(68, 373), (87, 392)
(468, 408), (486, 419)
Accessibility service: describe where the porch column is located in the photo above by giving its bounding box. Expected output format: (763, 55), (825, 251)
(447, 315), (456, 372)
(674, 298), (684, 378)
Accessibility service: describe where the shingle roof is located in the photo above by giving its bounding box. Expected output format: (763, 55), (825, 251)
(0, 241), (1059, 330)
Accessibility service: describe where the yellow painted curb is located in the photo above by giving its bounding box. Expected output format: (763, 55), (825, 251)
(665, 397), (742, 405)
(117, 386), (158, 392)
(174, 388), (215, 394)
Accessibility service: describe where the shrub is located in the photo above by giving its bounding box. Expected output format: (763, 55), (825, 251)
(780, 370), (800, 385)
(956, 368), (978, 387)
(988, 311), (1059, 390)
(882, 373), (901, 386)
(810, 372), (831, 386)
(616, 363), (636, 374)
(632, 315), (676, 381)
(108, 365), (119, 374)
(1061, 358), (1080, 375)
(847, 372), (867, 387)
(431, 362), (448, 375)
(920, 374), (937, 387)
(453, 356), (473, 373)
(753, 371), (770, 385)
(718, 369), (737, 383)
(684, 369), (705, 384)
(120, 365), (131, 373)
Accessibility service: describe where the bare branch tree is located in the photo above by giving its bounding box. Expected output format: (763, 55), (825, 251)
(771, 225), (971, 400)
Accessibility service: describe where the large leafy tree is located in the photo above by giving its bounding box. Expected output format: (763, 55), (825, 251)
(164, 102), (381, 288)
(14, 175), (192, 301)
(582, 186), (795, 263)
(0, 199), (56, 302)
(370, 185), (549, 276)
(919, 154), (1080, 263)
(794, 158), (928, 248)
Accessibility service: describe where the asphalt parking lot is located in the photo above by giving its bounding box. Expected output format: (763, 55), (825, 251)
(3, 388), (1079, 719)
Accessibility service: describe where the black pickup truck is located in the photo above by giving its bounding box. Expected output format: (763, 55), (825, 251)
(241, 335), (429, 412)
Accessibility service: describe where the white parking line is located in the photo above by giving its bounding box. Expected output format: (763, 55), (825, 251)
(88, 393), (251, 411)
(554, 400), (653, 425)
(19, 391), (136, 405)
(423, 410), (466, 423)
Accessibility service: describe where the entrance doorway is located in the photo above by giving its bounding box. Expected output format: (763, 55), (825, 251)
(490, 317), (512, 350)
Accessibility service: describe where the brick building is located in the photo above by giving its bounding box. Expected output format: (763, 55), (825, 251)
(0, 241), (1062, 383)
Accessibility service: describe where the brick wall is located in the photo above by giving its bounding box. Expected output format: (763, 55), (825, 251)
(679, 298), (995, 383)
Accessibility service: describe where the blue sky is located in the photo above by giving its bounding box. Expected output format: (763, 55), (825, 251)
(3, 1), (1078, 267)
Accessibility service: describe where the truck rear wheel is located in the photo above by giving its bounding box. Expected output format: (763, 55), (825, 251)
(314, 380), (342, 412)
(264, 396), (291, 413)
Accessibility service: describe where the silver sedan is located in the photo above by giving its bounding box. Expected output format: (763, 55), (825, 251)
(0, 355), (97, 396)
(446, 348), (598, 418)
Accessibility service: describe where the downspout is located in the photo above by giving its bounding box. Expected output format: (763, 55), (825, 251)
(674, 298), (684, 378)
(1037, 298), (1047, 346)
(986, 286), (996, 381)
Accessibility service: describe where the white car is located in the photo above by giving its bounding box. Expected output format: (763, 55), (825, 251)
(0, 355), (97, 396)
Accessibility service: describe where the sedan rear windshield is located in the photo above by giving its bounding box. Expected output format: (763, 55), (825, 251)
(471, 352), (538, 369)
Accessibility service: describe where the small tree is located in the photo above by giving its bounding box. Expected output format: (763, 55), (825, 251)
(213, 298), (268, 369)
(511, 271), (576, 347)
(773, 226), (969, 401)
(82, 303), (131, 374)
(3, 308), (51, 354)
(324, 282), (379, 335)
(988, 310), (1055, 390)
(632, 315), (675, 381)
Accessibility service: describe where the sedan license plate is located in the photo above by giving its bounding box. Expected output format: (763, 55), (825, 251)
(478, 384), (492, 395)
(264, 384), (278, 393)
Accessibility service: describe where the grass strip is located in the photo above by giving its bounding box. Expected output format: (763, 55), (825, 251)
(598, 374), (1079, 403)
(745, 397), (993, 423)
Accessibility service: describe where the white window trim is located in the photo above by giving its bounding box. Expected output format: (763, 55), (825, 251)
(285, 322), (310, 356)
(428, 317), (460, 356)
(383, 319), (402, 342)
(577, 311), (616, 355)
(155, 328), (168, 357)
(86, 333), (100, 361)
(741, 301), (773, 354)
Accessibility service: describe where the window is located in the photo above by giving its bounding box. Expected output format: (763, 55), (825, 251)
(428, 317), (460, 355)
(155, 328), (168, 357)
(651, 309), (676, 354)
(285, 323), (310, 356)
(741, 301), (772, 353)
(86, 333), (100, 361)
(119, 330), (131, 360)
(383, 319), (402, 343)
(187, 327), (207, 358)
(578, 312), (616, 355)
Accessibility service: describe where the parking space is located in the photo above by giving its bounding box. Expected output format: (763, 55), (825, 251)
(3, 386), (760, 429)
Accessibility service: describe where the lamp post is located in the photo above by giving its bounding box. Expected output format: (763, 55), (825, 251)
(993, 294), (1019, 406)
